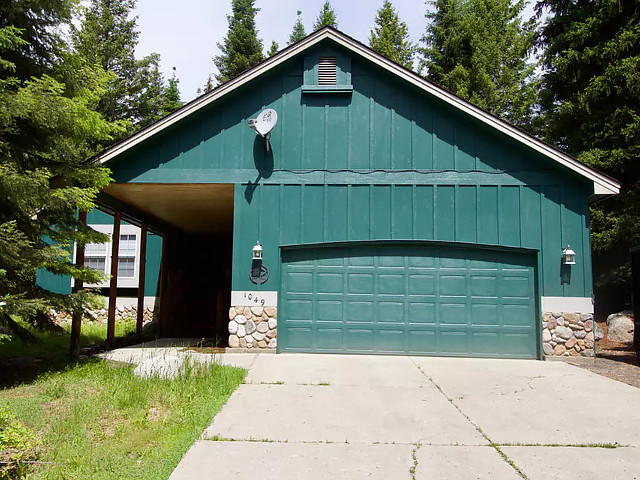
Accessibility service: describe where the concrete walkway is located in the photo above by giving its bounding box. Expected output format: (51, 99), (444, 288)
(102, 345), (640, 479)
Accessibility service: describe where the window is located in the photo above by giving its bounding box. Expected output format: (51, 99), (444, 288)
(318, 57), (337, 85)
(74, 224), (141, 288)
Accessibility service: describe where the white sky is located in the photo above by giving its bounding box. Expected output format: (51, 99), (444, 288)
(133, 0), (536, 102)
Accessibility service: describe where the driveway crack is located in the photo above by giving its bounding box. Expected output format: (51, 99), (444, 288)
(410, 358), (529, 479)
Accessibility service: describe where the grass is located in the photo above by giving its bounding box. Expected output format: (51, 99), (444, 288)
(0, 319), (137, 361)
(0, 357), (246, 479)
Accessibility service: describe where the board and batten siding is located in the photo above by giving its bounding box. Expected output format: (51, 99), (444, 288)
(103, 42), (592, 302)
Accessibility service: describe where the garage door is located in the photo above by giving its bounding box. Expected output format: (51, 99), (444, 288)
(279, 245), (538, 358)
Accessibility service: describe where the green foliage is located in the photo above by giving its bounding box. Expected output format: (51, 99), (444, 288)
(419, 0), (539, 130)
(0, 359), (245, 479)
(313, 1), (338, 30)
(0, 406), (38, 479)
(71, 0), (169, 130)
(214, 0), (264, 84)
(538, 0), (640, 295)
(0, 25), (124, 333)
(161, 67), (183, 116)
(369, 0), (415, 69)
(267, 40), (279, 57)
(288, 10), (307, 45)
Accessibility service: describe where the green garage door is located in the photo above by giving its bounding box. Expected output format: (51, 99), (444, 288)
(279, 245), (538, 358)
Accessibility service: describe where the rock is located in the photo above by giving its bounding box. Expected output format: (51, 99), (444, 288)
(581, 349), (594, 357)
(265, 307), (277, 317)
(563, 313), (580, 324)
(235, 315), (247, 325)
(251, 306), (263, 316)
(574, 330), (587, 339)
(584, 320), (593, 332)
(243, 306), (252, 316)
(237, 324), (246, 337)
(565, 337), (577, 349)
(252, 332), (265, 342)
(577, 339), (585, 347)
(266, 329), (277, 339)
(542, 329), (551, 342)
(142, 320), (158, 335)
(239, 337), (247, 348)
(568, 348), (579, 356)
(133, 356), (184, 380)
(257, 340), (268, 348)
(554, 344), (566, 355)
(228, 307), (236, 320)
(268, 338), (277, 348)
(257, 322), (269, 333)
(606, 312), (634, 344)
(555, 325), (573, 340)
(556, 316), (565, 326)
(568, 323), (582, 330)
(543, 343), (554, 356)
(245, 319), (256, 335)
(594, 324), (604, 341)
(245, 335), (254, 344)
(555, 336), (566, 344)
(228, 320), (238, 335)
(546, 316), (558, 330)
(268, 317), (277, 329)
(552, 312), (563, 318)
(228, 335), (240, 348)
(585, 336), (594, 349)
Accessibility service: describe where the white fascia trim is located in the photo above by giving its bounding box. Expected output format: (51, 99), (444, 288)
(231, 291), (278, 307)
(94, 29), (620, 197)
(541, 296), (593, 314)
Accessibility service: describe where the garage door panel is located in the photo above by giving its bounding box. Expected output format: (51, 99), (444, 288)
(280, 245), (538, 358)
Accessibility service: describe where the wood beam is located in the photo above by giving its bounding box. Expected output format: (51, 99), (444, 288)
(136, 223), (147, 340)
(158, 232), (169, 337)
(107, 211), (121, 348)
(70, 211), (86, 359)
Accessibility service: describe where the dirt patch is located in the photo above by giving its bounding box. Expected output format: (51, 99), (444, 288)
(184, 339), (226, 354)
(560, 324), (639, 388)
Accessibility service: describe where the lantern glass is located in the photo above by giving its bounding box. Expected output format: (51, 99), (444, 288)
(252, 241), (262, 260)
(562, 246), (576, 265)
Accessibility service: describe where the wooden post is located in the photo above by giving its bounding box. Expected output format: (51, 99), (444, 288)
(70, 211), (86, 359)
(107, 211), (121, 348)
(158, 232), (169, 337)
(136, 224), (147, 340)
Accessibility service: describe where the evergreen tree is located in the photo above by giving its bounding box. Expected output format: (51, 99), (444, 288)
(369, 0), (415, 69)
(313, 1), (338, 30)
(419, 0), (538, 130)
(267, 40), (279, 57)
(161, 66), (182, 115)
(0, 26), (124, 340)
(538, 0), (640, 302)
(71, 0), (167, 129)
(288, 10), (306, 44)
(214, 0), (264, 83)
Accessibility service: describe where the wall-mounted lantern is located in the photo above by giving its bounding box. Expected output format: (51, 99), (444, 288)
(562, 245), (576, 265)
(252, 241), (263, 261)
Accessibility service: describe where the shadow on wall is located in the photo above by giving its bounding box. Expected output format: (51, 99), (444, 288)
(244, 135), (274, 204)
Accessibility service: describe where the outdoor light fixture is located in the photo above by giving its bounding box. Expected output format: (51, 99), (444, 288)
(252, 241), (263, 261)
(562, 245), (576, 265)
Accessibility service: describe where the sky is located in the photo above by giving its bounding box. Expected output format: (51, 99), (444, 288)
(133, 0), (536, 103)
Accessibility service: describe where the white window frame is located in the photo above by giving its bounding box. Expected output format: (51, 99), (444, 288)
(73, 224), (142, 289)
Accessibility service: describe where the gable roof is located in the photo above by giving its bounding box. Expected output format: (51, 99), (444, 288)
(95, 27), (620, 199)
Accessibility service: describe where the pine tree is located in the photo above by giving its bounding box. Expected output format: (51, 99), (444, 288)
(214, 0), (264, 83)
(71, 0), (166, 129)
(267, 40), (279, 57)
(419, 0), (538, 130)
(538, 0), (640, 302)
(369, 0), (415, 69)
(288, 10), (306, 44)
(0, 26), (124, 340)
(313, 1), (338, 30)
(161, 66), (182, 115)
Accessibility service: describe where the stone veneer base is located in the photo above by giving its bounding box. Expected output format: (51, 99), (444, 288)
(228, 306), (277, 349)
(542, 312), (596, 357)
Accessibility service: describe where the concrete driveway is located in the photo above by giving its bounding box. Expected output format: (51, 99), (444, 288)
(168, 353), (640, 480)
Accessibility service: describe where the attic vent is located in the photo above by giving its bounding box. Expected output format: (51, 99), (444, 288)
(318, 57), (337, 85)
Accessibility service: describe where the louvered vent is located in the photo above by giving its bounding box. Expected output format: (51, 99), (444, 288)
(318, 57), (337, 85)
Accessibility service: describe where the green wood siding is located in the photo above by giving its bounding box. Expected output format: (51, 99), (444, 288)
(279, 244), (537, 358)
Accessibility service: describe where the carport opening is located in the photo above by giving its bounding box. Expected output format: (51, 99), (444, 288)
(104, 183), (234, 342)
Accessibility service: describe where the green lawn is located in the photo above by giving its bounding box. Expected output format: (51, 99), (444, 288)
(0, 320), (137, 361)
(0, 358), (246, 479)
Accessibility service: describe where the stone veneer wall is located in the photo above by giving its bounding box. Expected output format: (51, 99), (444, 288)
(52, 304), (155, 325)
(542, 312), (597, 357)
(228, 306), (277, 349)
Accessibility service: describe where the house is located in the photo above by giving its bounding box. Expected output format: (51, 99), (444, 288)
(38, 27), (620, 359)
